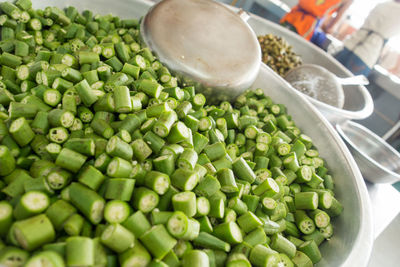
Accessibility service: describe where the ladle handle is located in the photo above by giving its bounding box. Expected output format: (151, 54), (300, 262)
(237, 9), (250, 22)
(337, 75), (369, 86)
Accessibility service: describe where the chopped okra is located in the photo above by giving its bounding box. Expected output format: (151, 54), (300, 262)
(0, 0), (342, 266)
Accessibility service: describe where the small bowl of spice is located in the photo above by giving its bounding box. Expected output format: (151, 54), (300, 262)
(258, 33), (302, 77)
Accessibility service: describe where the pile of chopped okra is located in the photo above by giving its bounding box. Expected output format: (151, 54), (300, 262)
(0, 0), (343, 266)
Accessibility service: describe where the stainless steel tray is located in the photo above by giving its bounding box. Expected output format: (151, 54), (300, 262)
(28, 1), (374, 266)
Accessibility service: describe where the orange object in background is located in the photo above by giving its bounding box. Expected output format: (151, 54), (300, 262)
(281, 0), (342, 40)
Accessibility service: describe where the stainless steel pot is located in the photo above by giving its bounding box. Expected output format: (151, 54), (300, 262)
(27, 1), (374, 266)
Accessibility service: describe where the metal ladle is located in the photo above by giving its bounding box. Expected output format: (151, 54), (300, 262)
(140, 0), (261, 103)
(284, 64), (369, 109)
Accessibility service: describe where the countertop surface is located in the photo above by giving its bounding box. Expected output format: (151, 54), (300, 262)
(366, 182), (400, 266)
(368, 212), (400, 267)
(369, 66), (400, 101)
(366, 182), (400, 238)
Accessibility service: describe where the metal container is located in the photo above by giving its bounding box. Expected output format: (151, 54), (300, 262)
(28, 1), (373, 266)
(253, 65), (373, 267)
(337, 121), (400, 184)
(140, 0), (261, 103)
(246, 14), (374, 125)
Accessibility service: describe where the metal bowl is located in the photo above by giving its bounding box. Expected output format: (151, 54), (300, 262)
(29, 0), (373, 266)
(246, 14), (374, 125)
(337, 121), (400, 184)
